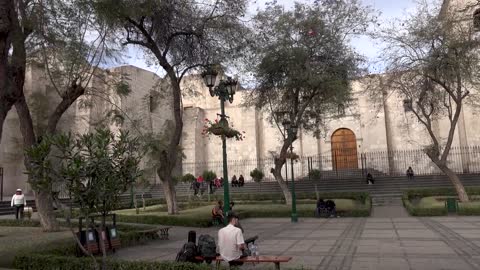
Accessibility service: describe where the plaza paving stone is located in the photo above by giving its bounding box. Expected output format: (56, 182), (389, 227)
(114, 216), (480, 269)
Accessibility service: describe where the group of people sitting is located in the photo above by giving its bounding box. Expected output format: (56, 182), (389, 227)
(365, 166), (415, 185)
(315, 199), (337, 218)
(231, 175), (245, 187)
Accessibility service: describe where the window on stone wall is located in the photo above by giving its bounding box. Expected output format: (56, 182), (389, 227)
(403, 99), (413, 112)
(338, 103), (345, 116)
(149, 95), (154, 112)
(149, 92), (160, 112)
(474, 9), (480, 31)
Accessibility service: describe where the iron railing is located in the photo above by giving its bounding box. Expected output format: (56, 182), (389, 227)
(181, 146), (480, 181)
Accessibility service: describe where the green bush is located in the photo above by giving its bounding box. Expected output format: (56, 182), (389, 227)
(250, 168), (265, 183)
(308, 169), (322, 179)
(13, 254), (213, 270)
(116, 214), (213, 227)
(202, 170), (217, 182)
(182, 173), (197, 183)
(0, 219), (41, 227)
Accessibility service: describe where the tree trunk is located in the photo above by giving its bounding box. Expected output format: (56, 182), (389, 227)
(272, 159), (292, 205)
(161, 174), (178, 214)
(271, 135), (295, 205)
(16, 97), (59, 231)
(439, 164), (469, 202)
(157, 167), (178, 214)
(0, 0), (15, 143)
(35, 190), (59, 231)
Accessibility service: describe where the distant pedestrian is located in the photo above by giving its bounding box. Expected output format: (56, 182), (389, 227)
(209, 180), (215, 194)
(214, 177), (221, 188)
(191, 181), (200, 196)
(11, 189), (26, 220)
(406, 167), (414, 180)
(219, 177), (224, 187)
(366, 173), (375, 185)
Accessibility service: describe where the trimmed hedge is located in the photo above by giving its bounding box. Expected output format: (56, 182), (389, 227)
(0, 219), (41, 227)
(13, 254), (213, 270)
(116, 213), (212, 227)
(402, 187), (480, 216)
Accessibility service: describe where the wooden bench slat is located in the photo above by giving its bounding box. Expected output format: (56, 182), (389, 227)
(195, 255), (292, 263)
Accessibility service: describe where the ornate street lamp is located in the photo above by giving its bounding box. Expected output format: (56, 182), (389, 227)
(276, 111), (299, 223)
(202, 66), (238, 222)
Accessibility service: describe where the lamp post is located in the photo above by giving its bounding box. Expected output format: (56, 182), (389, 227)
(202, 67), (238, 222)
(276, 111), (299, 223)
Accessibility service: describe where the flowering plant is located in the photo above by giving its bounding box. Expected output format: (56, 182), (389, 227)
(202, 118), (245, 141)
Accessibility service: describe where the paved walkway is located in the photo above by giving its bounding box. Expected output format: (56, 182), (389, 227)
(114, 216), (480, 270)
(372, 206), (410, 218)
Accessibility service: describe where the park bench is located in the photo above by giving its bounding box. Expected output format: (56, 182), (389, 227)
(137, 226), (172, 240)
(195, 255), (292, 270)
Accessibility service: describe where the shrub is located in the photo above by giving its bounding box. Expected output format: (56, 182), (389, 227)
(250, 168), (265, 183)
(116, 214), (212, 228)
(0, 219), (41, 227)
(181, 173), (197, 183)
(308, 169), (322, 179)
(202, 170), (216, 182)
(13, 254), (213, 270)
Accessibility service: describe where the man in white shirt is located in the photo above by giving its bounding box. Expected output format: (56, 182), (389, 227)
(11, 189), (26, 220)
(218, 212), (245, 267)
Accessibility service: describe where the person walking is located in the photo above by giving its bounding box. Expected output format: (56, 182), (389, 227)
(11, 189), (27, 220)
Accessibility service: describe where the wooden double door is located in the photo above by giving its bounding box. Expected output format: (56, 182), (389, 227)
(331, 128), (358, 169)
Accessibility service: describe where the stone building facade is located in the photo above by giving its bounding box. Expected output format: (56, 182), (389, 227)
(0, 65), (173, 196)
(1, 0), (480, 197)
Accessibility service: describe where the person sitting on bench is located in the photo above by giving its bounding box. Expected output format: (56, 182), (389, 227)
(366, 172), (375, 185)
(218, 212), (246, 267)
(406, 166), (414, 180)
(212, 200), (224, 224)
(325, 199), (337, 217)
(316, 199), (327, 217)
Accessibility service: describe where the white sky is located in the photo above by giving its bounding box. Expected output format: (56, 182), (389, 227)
(118, 0), (417, 76)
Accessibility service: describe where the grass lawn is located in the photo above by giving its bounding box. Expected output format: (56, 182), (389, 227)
(417, 196), (444, 208)
(0, 226), (72, 267)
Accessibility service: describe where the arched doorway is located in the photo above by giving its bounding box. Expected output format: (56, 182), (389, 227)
(331, 128), (358, 169)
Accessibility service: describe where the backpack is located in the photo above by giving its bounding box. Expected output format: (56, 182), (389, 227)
(197, 234), (217, 259)
(175, 242), (197, 262)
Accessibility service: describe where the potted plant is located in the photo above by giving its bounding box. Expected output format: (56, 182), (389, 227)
(202, 118), (245, 141)
(250, 168), (265, 183)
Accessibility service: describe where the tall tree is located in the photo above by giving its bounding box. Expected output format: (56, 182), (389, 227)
(247, 1), (373, 204)
(93, 0), (250, 214)
(4, 0), (114, 231)
(0, 0), (33, 143)
(26, 128), (143, 270)
(372, 1), (480, 202)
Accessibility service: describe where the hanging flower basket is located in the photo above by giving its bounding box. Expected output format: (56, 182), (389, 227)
(285, 152), (299, 160)
(224, 129), (240, 138)
(209, 125), (226, 135)
(202, 118), (245, 141)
